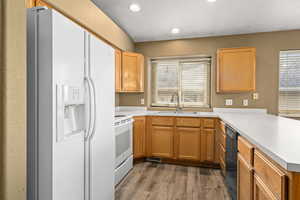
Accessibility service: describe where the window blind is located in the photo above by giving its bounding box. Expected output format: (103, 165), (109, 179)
(151, 57), (211, 108)
(180, 62), (210, 107)
(151, 62), (178, 107)
(279, 50), (300, 116)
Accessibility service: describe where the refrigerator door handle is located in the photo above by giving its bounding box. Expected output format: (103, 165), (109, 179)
(89, 77), (97, 140)
(84, 77), (93, 140)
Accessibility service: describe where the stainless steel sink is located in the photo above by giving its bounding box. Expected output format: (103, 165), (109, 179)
(158, 111), (198, 115)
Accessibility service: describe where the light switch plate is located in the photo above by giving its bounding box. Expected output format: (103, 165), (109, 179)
(140, 98), (145, 105)
(225, 99), (233, 106)
(253, 93), (259, 100)
(243, 99), (249, 106)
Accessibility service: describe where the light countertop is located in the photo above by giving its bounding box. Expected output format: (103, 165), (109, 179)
(116, 107), (300, 172)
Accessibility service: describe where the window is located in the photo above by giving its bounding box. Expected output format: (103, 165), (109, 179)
(279, 50), (300, 117)
(151, 57), (211, 108)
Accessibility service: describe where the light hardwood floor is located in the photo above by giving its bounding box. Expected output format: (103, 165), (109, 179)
(116, 162), (231, 200)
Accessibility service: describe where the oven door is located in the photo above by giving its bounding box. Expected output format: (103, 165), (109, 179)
(115, 121), (133, 168)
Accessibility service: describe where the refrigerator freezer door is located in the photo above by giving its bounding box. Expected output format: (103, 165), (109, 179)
(87, 34), (115, 200)
(56, 84), (85, 142)
(28, 8), (85, 200)
(51, 10), (85, 200)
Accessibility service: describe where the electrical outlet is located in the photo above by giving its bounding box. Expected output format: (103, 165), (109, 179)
(140, 98), (145, 105)
(225, 99), (233, 106)
(243, 99), (249, 106)
(253, 93), (259, 100)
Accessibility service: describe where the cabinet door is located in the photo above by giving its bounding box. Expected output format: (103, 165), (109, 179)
(176, 127), (201, 161)
(122, 52), (144, 92)
(217, 47), (256, 93)
(133, 117), (146, 159)
(200, 129), (215, 162)
(238, 154), (253, 200)
(115, 49), (122, 92)
(27, 0), (36, 8)
(150, 126), (174, 158)
(254, 174), (277, 200)
(27, 0), (49, 8)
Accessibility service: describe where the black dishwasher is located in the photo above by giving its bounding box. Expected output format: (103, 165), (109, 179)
(225, 126), (238, 200)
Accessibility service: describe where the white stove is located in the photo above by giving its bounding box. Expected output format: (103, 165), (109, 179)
(114, 115), (133, 186)
(114, 115), (133, 126)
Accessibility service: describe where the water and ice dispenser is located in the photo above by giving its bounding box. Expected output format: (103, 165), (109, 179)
(56, 84), (85, 141)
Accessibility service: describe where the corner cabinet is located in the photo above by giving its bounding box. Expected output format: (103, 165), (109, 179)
(115, 51), (144, 93)
(217, 47), (256, 93)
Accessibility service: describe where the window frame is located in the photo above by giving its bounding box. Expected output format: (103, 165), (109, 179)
(278, 50), (300, 117)
(149, 56), (211, 109)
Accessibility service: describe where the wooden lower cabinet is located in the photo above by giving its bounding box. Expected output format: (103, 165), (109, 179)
(150, 126), (174, 158)
(254, 151), (286, 200)
(200, 129), (215, 162)
(176, 127), (201, 161)
(135, 117), (218, 164)
(254, 174), (277, 200)
(133, 116), (146, 159)
(237, 153), (253, 200)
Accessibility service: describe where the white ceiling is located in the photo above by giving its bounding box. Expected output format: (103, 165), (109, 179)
(91, 0), (300, 42)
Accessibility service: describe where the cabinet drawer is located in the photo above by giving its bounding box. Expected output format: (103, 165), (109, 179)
(152, 117), (174, 126)
(176, 117), (201, 127)
(203, 118), (215, 128)
(220, 121), (226, 133)
(238, 136), (254, 166)
(254, 151), (287, 200)
(219, 131), (226, 148)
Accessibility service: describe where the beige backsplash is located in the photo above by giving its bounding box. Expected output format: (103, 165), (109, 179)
(117, 30), (300, 115)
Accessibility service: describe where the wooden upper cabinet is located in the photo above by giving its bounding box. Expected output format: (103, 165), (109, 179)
(133, 116), (146, 159)
(217, 47), (256, 93)
(122, 52), (144, 92)
(176, 127), (201, 161)
(27, 0), (36, 8)
(115, 49), (122, 92)
(27, 0), (50, 8)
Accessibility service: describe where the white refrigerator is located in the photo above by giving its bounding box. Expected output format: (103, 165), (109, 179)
(27, 8), (115, 200)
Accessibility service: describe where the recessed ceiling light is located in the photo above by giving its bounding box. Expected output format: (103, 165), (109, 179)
(129, 3), (141, 12)
(207, 0), (216, 2)
(171, 28), (180, 34)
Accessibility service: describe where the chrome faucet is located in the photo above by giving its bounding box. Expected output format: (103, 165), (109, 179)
(170, 92), (182, 112)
